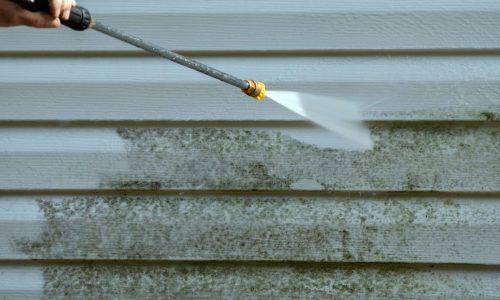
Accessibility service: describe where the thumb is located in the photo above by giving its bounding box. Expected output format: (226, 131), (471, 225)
(19, 10), (60, 28)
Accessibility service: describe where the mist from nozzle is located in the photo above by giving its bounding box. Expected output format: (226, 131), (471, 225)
(266, 91), (374, 150)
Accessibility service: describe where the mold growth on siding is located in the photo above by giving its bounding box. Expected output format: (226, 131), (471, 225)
(479, 112), (497, 121)
(14, 196), (485, 262)
(39, 264), (490, 298)
(105, 128), (297, 190)
(98, 126), (499, 191)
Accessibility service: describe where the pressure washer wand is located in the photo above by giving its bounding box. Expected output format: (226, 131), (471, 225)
(10, 0), (266, 100)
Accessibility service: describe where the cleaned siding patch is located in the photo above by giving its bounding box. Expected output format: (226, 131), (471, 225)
(4, 1), (500, 52)
(12, 196), (500, 263)
(99, 126), (499, 191)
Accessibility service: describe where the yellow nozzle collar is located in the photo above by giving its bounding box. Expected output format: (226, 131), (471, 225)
(243, 80), (266, 101)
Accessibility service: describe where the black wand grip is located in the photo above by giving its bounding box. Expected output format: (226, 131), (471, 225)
(62, 5), (91, 31)
(10, 0), (92, 31)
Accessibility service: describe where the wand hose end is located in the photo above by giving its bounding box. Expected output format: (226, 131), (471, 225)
(243, 80), (266, 101)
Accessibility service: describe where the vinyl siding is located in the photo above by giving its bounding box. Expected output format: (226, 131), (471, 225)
(0, 0), (499, 298)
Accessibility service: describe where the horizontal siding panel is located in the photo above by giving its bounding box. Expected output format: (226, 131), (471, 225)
(1, 56), (499, 121)
(1, 264), (500, 298)
(1, 1), (500, 51)
(2, 0), (499, 296)
(0, 125), (498, 191)
(1, 195), (499, 264)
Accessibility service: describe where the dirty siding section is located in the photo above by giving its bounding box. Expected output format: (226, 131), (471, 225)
(1, 0), (500, 298)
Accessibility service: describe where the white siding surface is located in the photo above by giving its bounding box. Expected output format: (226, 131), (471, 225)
(0, 0), (499, 298)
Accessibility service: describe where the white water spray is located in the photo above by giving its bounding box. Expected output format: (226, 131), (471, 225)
(266, 91), (374, 150)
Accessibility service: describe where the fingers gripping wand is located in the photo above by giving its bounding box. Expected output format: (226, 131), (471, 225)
(10, 0), (266, 100)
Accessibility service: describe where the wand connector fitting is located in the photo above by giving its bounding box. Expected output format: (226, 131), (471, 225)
(243, 80), (266, 101)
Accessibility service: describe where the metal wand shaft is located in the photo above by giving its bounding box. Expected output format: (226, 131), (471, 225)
(91, 21), (250, 90)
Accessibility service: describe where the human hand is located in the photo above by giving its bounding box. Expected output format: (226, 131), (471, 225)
(0, 0), (76, 28)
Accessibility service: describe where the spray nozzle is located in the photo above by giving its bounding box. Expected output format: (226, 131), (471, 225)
(243, 80), (266, 100)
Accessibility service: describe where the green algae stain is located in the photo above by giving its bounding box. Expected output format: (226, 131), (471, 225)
(38, 264), (482, 298)
(479, 112), (496, 121)
(104, 128), (298, 190)
(14, 196), (466, 263)
(15, 196), (500, 297)
(230, 161), (293, 189)
(9, 125), (500, 296)
(341, 230), (354, 260)
(99, 126), (499, 191)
